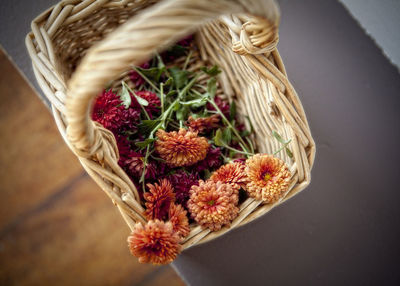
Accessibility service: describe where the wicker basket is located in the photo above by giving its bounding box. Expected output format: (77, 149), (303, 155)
(26, 0), (315, 251)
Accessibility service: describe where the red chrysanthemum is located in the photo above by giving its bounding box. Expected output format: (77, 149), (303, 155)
(123, 153), (158, 180)
(129, 61), (150, 87)
(177, 34), (194, 47)
(144, 179), (175, 220)
(131, 90), (160, 116)
(115, 135), (133, 163)
(245, 154), (291, 203)
(169, 204), (190, 238)
(188, 180), (239, 231)
(210, 161), (248, 190)
(92, 90), (125, 132)
(186, 114), (220, 133)
(192, 147), (223, 172)
(120, 107), (141, 132)
(165, 170), (199, 209)
(207, 96), (230, 118)
(92, 89), (141, 134)
(233, 158), (246, 164)
(155, 129), (209, 167)
(128, 220), (181, 265)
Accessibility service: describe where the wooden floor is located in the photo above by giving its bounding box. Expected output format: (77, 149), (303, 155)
(0, 50), (184, 286)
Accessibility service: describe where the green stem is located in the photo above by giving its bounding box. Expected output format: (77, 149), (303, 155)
(160, 83), (164, 114)
(223, 144), (254, 156)
(207, 98), (250, 152)
(132, 66), (161, 93)
(183, 50), (193, 70)
(179, 75), (199, 98)
(273, 139), (292, 155)
(245, 137), (255, 154)
(122, 82), (151, 120)
(156, 53), (171, 79)
(140, 145), (150, 188)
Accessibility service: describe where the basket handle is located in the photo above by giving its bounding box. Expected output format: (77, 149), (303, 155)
(66, 0), (280, 155)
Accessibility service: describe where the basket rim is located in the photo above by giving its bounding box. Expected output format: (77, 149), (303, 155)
(25, 0), (316, 251)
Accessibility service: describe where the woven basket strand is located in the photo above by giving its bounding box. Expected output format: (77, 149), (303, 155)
(26, 0), (315, 250)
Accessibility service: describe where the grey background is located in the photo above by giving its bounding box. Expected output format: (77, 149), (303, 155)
(1, 0), (400, 285)
(340, 0), (400, 70)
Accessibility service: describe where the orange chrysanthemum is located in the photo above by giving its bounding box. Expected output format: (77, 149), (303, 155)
(155, 128), (209, 167)
(186, 114), (220, 133)
(210, 161), (248, 190)
(169, 204), (190, 238)
(245, 154), (291, 203)
(144, 179), (175, 220)
(128, 220), (181, 265)
(188, 180), (239, 231)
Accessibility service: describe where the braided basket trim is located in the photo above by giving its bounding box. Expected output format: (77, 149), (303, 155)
(25, 0), (315, 250)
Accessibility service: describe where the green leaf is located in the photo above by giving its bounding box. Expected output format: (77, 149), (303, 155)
(222, 128), (232, 145)
(285, 147), (294, 158)
(180, 97), (208, 108)
(230, 101), (236, 120)
(176, 106), (188, 121)
(240, 130), (251, 137)
(172, 101), (181, 111)
(192, 98), (208, 108)
(135, 138), (156, 149)
(164, 77), (173, 86)
(272, 130), (285, 144)
(168, 67), (189, 89)
(136, 66), (165, 82)
(229, 149), (237, 158)
(201, 65), (221, 76)
(166, 90), (177, 98)
(118, 84), (131, 108)
(133, 92), (149, 107)
(138, 120), (161, 134)
(207, 77), (217, 98)
(213, 129), (225, 147)
(166, 45), (188, 58)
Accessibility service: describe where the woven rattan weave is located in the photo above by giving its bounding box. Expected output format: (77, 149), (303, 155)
(26, 0), (315, 250)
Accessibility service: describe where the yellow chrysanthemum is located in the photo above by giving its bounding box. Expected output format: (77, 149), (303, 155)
(245, 154), (291, 203)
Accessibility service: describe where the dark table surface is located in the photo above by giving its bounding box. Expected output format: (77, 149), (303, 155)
(1, 0), (400, 285)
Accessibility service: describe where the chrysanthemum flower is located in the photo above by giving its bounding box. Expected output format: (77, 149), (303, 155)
(131, 90), (161, 116)
(129, 61), (150, 87)
(92, 89), (141, 135)
(245, 154), (291, 203)
(188, 180), (239, 231)
(144, 179), (175, 220)
(165, 170), (199, 209)
(115, 135), (133, 163)
(92, 90), (125, 132)
(177, 34), (194, 47)
(192, 147), (222, 172)
(186, 114), (220, 133)
(210, 161), (248, 190)
(155, 129), (209, 167)
(169, 204), (190, 238)
(128, 220), (181, 265)
(120, 107), (141, 132)
(123, 154), (158, 181)
(206, 96), (230, 118)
